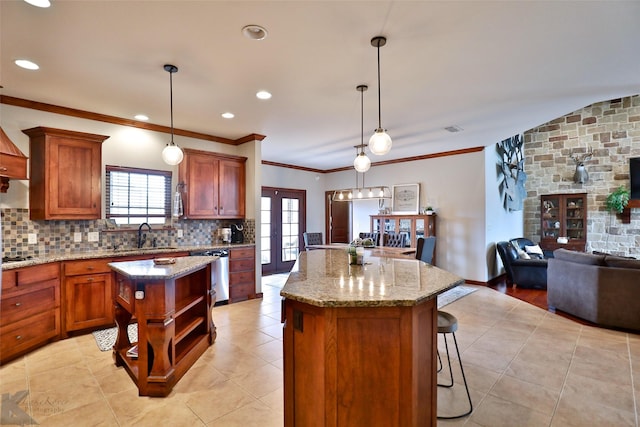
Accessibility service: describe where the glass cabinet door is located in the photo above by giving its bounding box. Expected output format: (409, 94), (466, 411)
(565, 196), (585, 240)
(415, 218), (425, 241)
(542, 196), (561, 239)
(372, 218), (382, 233)
(384, 218), (395, 233)
(399, 218), (412, 247)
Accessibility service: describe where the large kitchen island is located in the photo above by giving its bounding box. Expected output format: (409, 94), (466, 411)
(109, 256), (217, 397)
(280, 248), (464, 426)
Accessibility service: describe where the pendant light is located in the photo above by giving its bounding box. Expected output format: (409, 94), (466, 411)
(353, 84), (371, 173)
(161, 64), (184, 165)
(369, 36), (392, 156)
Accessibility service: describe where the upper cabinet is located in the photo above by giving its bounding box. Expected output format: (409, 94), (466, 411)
(23, 127), (109, 220)
(178, 148), (246, 219)
(0, 127), (28, 193)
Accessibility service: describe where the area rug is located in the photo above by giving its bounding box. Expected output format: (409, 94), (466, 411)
(92, 323), (138, 352)
(437, 285), (477, 308)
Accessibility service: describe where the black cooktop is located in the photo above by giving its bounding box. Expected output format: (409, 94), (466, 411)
(2, 256), (33, 263)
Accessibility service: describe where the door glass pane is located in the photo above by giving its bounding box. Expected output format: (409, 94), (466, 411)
(261, 196), (271, 264)
(282, 198), (300, 262)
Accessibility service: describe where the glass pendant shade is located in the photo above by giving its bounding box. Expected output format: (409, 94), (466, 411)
(162, 144), (184, 165)
(369, 128), (392, 155)
(353, 152), (371, 172)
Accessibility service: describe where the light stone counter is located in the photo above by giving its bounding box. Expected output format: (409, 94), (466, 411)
(108, 256), (216, 280)
(280, 248), (464, 308)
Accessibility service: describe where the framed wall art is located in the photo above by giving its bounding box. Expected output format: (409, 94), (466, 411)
(392, 183), (420, 214)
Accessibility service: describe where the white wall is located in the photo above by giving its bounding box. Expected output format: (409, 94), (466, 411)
(0, 104), (256, 212)
(324, 150), (489, 282)
(484, 146), (524, 277)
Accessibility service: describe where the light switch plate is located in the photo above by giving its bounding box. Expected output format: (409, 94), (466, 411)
(28, 233), (37, 244)
(73, 232), (82, 242)
(177, 229), (183, 238)
(88, 231), (99, 242)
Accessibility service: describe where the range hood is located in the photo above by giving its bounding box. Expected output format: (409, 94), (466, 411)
(0, 126), (28, 192)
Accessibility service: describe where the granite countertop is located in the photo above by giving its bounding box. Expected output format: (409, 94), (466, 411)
(108, 256), (216, 280)
(280, 248), (464, 308)
(1, 243), (254, 271)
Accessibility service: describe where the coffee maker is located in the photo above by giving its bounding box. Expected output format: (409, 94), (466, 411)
(231, 224), (244, 243)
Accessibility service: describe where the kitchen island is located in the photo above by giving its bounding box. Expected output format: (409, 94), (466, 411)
(109, 256), (217, 397)
(280, 248), (464, 426)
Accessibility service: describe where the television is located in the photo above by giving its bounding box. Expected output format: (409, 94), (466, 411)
(631, 157), (640, 200)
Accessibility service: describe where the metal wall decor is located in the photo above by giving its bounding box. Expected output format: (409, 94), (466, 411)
(496, 134), (526, 211)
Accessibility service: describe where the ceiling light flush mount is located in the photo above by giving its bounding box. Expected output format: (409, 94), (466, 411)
(161, 64), (184, 166)
(369, 36), (392, 156)
(256, 90), (272, 100)
(23, 0), (51, 8)
(242, 25), (268, 41)
(353, 84), (371, 173)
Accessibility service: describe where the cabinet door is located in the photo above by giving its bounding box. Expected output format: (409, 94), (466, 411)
(65, 273), (113, 331)
(185, 153), (219, 218)
(564, 195), (586, 240)
(218, 159), (245, 218)
(47, 136), (102, 218)
(541, 195), (561, 241)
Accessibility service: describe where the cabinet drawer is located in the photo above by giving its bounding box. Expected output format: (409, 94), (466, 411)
(229, 270), (254, 286)
(1, 309), (60, 362)
(229, 283), (254, 302)
(17, 263), (59, 285)
(229, 247), (254, 259)
(2, 263), (59, 295)
(64, 259), (112, 276)
(229, 259), (254, 272)
(1, 286), (58, 326)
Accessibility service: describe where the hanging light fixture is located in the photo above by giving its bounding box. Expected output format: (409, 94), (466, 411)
(161, 64), (184, 165)
(353, 84), (371, 173)
(369, 36), (392, 156)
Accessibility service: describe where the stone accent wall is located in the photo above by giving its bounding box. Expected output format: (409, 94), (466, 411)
(523, 95), (640, 257)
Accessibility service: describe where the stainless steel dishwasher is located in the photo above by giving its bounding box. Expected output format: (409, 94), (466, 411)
(190, 249), (229, 305)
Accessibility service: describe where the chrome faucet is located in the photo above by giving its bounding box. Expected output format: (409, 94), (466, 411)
(137, 222), (152, 248)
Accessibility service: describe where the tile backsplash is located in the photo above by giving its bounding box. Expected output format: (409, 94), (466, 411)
(1, 208), (255, 259)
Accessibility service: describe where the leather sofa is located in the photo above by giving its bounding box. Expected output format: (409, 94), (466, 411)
(496, 238), (549, 289)
(547, 249), (640, 331)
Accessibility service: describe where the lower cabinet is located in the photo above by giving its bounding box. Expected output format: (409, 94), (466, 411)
(229, 247), (256, 302)
(0, 263), (61, 364)
(62, 259), (114, 333)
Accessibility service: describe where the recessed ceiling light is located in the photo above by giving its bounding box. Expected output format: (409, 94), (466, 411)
(242, 25), (268, 41)
(256, 90), (272, 100)
(14, 59), (39, 70)
(221, 112), (234, 119)
(134, 114), (149, 121)
(24, 0), (51, 7)
(444, 125), (463, 133)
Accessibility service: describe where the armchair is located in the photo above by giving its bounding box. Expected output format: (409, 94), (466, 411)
(496, 238), (549, 289)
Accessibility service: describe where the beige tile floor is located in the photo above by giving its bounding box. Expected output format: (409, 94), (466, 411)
(1, 276), (638, 426)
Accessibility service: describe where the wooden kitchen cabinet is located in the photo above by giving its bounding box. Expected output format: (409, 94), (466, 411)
(540, 193), (587, 252)
(1, 263), (61, 364)
(178, 148), (246, 219)
(22, 126), (109, 220)
(229, 246), (256, 302)
(62, 259), (114, 334)
(370, 214), (437, 261)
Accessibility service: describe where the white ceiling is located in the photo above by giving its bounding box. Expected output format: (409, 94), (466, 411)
(2, 1), (639, 171)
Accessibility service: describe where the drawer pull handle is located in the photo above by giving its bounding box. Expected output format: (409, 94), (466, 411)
(0, 167), (8, 171)
(14, 302), (22, 307)
(16, 335), (22, 340)
(87, 278), (94, 282)
(87, 266), (95, 270)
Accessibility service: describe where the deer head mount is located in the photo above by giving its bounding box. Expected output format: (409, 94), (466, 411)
(569, 147), (593, 184)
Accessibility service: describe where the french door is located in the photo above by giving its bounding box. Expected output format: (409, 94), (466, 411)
(261, 187), (307, 275)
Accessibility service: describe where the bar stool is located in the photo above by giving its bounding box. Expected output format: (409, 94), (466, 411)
(436, 310), (473, 419)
